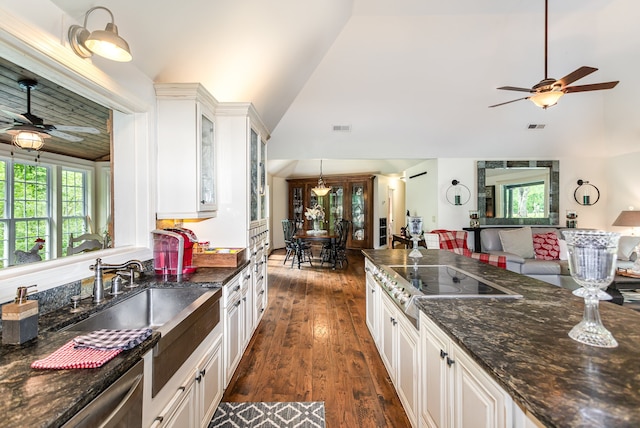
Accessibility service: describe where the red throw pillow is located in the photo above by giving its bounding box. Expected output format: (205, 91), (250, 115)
(533, 232), (560, 260)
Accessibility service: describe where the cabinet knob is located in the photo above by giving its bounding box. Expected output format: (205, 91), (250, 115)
(446, 356), (455, 367)
(234, 300), (242, 307)
(440, 349), (448, 359)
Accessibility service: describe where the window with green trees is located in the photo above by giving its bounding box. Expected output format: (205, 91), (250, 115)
(0, 158), (89, 267)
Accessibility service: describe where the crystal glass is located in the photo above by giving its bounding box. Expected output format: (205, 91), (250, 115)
(563, 230), (620, 348)
(407, 216), (423, 259)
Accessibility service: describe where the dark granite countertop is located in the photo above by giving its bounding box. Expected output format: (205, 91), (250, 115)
(0, 263), (246, 428)
(362, 249), (640, 428)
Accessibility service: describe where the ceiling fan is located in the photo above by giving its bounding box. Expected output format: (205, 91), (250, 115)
(489, 0), (619, 109)
(0, 79), (100, 142)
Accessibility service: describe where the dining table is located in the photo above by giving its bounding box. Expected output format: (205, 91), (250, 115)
(293, 229), (340, 269)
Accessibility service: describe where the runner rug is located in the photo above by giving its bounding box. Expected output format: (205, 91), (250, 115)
(209, 401), (325, 428)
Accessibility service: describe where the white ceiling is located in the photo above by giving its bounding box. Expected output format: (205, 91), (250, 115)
(49, 0), (639, 177)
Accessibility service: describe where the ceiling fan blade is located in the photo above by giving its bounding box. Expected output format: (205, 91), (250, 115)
(556, 66), (598, 87)
(53, 125), (100, 134)
(497, 86), (533, 93)
(564, 81), (619, 93)
(48, 129), (84, 142)
(0, 107), (29, 124)
(489, 97), (530, 108)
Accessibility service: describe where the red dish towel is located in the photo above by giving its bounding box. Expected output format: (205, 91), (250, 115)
(31, 340), (122, 370)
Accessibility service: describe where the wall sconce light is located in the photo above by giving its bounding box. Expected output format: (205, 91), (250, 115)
(574, 179), (600, 206)
(446, 179), (470, 206)
(7, 129), (49, 151)
(68, 6), (132, 62)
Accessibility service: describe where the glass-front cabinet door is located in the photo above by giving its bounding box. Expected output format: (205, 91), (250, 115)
(250, 129), (259, 222)
(250, 129), (268, 223)
(198, 108), (216, 211)
(260, 138), (267, 220)
(351, 183), (366, 248)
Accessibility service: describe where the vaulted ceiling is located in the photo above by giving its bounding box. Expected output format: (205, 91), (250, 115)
(33, 0), (640, 173)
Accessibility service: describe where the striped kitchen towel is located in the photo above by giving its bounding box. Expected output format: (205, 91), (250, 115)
(31, 340), (122, 370)
(73, 328), (153, 351)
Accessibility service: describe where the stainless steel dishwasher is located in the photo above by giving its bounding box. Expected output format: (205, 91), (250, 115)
(62, 359), (143, 428)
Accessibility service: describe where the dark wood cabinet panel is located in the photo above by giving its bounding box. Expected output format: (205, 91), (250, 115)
(287, 174), (375, 249)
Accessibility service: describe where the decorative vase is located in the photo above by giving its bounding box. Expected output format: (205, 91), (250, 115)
(313, 219), (321, 232)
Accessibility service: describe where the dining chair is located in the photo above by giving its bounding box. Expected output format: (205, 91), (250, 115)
(292, 221), (314, 268)
(325, 219), (349, 268)
(282, 219), (297, 265)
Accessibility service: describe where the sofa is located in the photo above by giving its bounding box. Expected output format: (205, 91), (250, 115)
(480, 227), (640, 288)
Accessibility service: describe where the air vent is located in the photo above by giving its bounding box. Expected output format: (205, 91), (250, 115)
(332, 125), (351, 132)
(527, 124), (546, 129)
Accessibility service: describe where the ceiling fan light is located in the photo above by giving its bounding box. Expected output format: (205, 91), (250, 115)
(11, 130), (49, 151)
(530, 91), (564, 109)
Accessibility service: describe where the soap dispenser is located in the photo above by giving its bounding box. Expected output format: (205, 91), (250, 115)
(2, 285), (38, 345)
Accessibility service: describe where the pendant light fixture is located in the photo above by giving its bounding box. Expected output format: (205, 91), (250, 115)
(68, 6), (132, 62)
(312, 160), (331, 197)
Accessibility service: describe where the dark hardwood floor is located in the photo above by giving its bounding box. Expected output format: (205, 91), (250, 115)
(222, 248), (411, 427)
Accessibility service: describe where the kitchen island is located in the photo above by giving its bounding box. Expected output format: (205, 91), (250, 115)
(0, 264), (247, 428)
(362, 248), (640, 428)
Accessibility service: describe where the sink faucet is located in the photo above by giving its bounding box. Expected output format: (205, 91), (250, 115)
(90, 258), (144, 303)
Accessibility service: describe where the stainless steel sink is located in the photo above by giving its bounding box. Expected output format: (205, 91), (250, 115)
(67, 287), (214, 335)
(66, 287), (221, 397)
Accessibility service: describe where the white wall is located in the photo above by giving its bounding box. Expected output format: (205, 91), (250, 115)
(270, 176), (288, 249)
(405, 160), (438, 232)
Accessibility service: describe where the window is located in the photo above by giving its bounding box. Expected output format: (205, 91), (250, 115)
(61, 169), (88, 256)
(503, 181), (546, 218)
(0, 156), (91, 267)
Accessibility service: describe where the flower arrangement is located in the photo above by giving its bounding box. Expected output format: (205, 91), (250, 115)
(305, 204), (325, 221)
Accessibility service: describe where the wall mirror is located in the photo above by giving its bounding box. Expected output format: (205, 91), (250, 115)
(477, 160), (559, 225)
(0, 56), (112, 269)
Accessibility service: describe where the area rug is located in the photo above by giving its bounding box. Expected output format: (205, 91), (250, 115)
(209, 401), (325, 428)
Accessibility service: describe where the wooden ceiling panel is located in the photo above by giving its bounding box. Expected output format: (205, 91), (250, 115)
(0, 57), (111, 161)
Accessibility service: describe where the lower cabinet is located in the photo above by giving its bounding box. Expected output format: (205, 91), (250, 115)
(380, 292), (419, 427)
(420, 313), (512, 428)
(149, 334), (223, 428)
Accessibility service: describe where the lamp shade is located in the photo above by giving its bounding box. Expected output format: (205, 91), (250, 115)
(85, 23), (132, 62)
(10, 130), (49, 151)
(612, 210), (640, 227)
(312, 178), (331, 196)
(530, 90), (564, 109)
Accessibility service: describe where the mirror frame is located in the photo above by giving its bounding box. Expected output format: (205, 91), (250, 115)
(477, 160), (560, 226)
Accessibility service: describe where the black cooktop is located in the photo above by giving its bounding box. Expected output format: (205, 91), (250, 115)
(389, 265), (518, 297)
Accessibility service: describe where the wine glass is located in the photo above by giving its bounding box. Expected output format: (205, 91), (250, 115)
(407, 216), (423, 259)
(562, 230), (620, 348)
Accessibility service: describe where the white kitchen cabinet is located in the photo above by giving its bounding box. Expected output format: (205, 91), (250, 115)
(420, 313), (512, 428)
(365, 263), (380, 345)
(155, 83), (218, 219)
(365, 259), (419, 427)
(197, 337), (224, 427)
(149, 334), (223, 428)
(250, 222), (268, 326)
(379, 292), (419, 427)
(223, 272), (245, 388)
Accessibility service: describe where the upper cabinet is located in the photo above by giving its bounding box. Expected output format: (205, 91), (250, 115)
(155, 83), (218, 219)
(250, 129), (268, 223)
